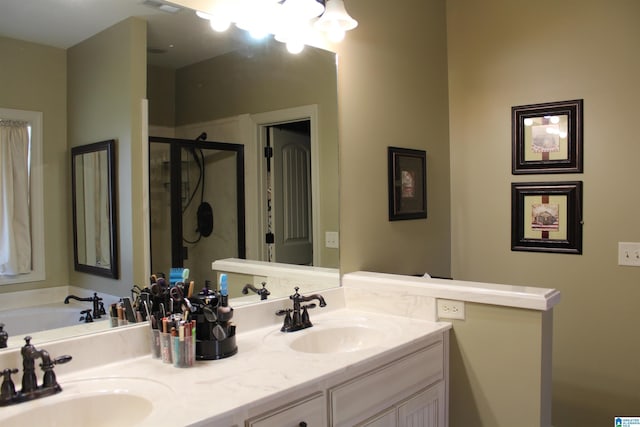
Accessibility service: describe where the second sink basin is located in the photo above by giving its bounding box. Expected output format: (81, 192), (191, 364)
(263, 310), (404, 355)
(289, 326), (381, 353)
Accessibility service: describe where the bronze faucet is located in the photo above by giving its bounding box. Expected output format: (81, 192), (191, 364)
(276, 287), (326, 332)
(64, 292), (106, 319)
(0, 336), (72, 406)
(241, 282), (271, 300)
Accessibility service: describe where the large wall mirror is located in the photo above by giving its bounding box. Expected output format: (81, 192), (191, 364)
(0, 0), (339, 348)
(71, 140), (118, 279)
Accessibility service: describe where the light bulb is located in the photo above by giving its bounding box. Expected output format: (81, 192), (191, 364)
(286, 41), (305, 54)
(210, 17), (231, 32)
(524, 118), (533, 126)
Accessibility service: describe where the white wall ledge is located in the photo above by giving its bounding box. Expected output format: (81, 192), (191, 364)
(211, 258), (339, 285)
(342, 271), (560, 311)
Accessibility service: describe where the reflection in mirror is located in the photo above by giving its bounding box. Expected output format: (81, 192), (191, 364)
(0, 0), (340, 349)
(147, 9), (340, 302)
(149, 136), (245, 283)
(0, 287), (122, 349)
(212, 258), (339, 305)
(71, 140), (118, 279)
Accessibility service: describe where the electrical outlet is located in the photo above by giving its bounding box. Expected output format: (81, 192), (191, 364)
(437, 299), (465, 320)
(618, 242), (640, 266)
(325, 231), (339, 248)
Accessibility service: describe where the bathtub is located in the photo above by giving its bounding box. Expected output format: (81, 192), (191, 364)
(0, 301), (107, 336)
(0, 286), (121, 348)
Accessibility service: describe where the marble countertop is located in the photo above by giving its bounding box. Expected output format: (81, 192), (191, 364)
(0, 270), (560, 426)
(0, 308), (450, 427)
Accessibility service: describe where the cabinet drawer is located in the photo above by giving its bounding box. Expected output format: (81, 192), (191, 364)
(330, 342), (443, 427)
(246, 392), (325, 427)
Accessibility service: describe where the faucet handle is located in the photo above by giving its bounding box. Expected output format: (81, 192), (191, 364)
(80, 309), (93, 323)
(276, 309), (293, 332)
(54, 355), (72, 365)
(41, 354), (72, 389)
(0, 368), (18, 403)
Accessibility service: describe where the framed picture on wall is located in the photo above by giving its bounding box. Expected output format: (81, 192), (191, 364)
(388, 147), (427, 221)
(512, 99), (583, 174)
(511, 181), (583, 254)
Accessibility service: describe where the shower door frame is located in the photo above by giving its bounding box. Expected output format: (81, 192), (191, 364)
(148, 136), (246, 268)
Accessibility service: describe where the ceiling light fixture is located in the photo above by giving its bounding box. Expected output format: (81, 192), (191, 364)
(196, 0), (357, 53)
(314, 0), (358, 42)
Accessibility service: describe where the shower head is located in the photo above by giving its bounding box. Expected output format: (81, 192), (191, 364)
(195, 132), (207, 141)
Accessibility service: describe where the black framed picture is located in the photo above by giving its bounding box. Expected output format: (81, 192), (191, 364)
(511, 181), (583, 254)
(512, 99), (583, 174)
(388, 147), (426, 221)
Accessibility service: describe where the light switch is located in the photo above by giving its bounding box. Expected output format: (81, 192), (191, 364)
(618, 242), (640, 267)
(325, 231), (339, 248)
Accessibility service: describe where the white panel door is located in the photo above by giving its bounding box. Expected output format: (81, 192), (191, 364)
(271, 126), (313, 265)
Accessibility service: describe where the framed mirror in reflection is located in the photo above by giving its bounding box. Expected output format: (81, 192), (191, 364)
(71, 140), (118, 279)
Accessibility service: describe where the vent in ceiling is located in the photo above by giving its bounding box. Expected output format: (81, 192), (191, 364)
(142, 0), (181, 14)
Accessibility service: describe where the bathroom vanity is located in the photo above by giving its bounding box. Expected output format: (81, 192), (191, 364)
(0, 286), (449, 427)
(0, 271), (559, 427)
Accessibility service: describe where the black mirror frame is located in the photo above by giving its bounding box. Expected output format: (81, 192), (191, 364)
(71, 139), (118, 278)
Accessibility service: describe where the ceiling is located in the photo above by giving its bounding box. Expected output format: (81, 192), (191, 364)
(0, 0), (252, 69)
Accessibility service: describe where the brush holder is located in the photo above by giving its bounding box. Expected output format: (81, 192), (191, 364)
(194, 311), (237, 360)
(196, 334), (237, 360)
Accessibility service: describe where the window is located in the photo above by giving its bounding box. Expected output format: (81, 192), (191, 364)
(0, 108), (44, 285)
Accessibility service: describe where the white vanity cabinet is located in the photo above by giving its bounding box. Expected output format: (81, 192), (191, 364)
(329, 337), (446, 427)
(243, 332), (448, 427)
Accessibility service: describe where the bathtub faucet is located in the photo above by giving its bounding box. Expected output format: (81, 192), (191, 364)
(241, 282), (271, 300)
(64, 292), (106, 319)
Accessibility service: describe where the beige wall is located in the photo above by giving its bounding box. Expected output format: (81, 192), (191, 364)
(449, 303), (552, 426)
(447, 0), (640, 425)
(336, 0), (452, 278)
(0, 37), (68, 293)
(67, 17), (148, 295)
(147, 64), (175, 127)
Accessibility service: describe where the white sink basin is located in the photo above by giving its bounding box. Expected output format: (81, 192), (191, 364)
(263, 311), (404, 354)
(289, 326), (381, 353)
(0, 377), (171, 427)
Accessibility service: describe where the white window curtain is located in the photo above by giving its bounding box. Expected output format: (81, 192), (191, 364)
(79, 151), (111, 268)
(0, 119), (32, 275)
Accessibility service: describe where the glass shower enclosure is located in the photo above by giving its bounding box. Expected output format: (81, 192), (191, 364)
(148, 136), (245, 283)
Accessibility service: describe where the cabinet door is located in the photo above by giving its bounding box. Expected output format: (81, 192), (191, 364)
(397, 382), (445, 427)
(330, 343), (444, 426)
(246, 393), (325, 427)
